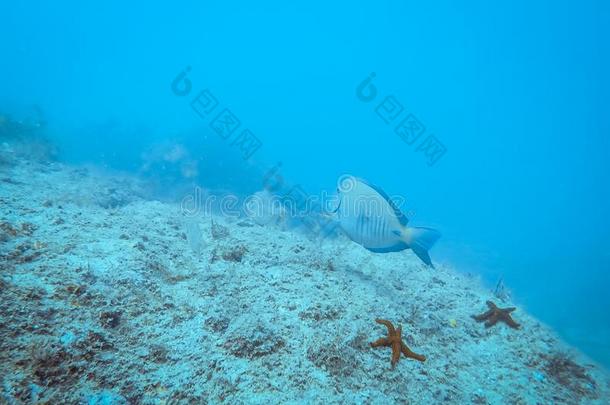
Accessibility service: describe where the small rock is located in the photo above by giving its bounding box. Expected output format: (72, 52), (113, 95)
(99, 311), (122, 329)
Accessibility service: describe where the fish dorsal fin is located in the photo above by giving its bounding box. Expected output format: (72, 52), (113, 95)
(357, 177), (409, 227)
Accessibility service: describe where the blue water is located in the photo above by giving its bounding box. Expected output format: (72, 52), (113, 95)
(2, 0), (609, 370)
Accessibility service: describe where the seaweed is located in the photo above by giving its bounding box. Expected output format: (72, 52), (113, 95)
(94, 186), (137, 209)
(99, 310), (122, 329)
(204, 316), (230, 334)
(307, 340), (360, 378)
(542, 352), (597, 399)
(149, 344), (170, 363)
(211, 219), (229, 239)
(0, 221), (19, 237)
(74, 331), (115, 362)
(1, 242), (43, 264)
(298, 304), (343, 322)
(0, 221), (37, 237)
(29, 341), (83, 388)
(222, 326), (285, 359)
(221, 245), (247, 262)
(65, 284), (87, 296)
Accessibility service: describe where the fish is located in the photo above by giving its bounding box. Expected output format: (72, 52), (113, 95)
(333, 175), (440, 267)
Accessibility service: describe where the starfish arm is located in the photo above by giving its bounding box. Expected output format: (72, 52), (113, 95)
(486, 301), (498, 310)
(484, 313), (499, 328)
(504, 307), (516, 313)
(370, 338), (389, 348)
(391, 341), (401, 368)
(401, 343), (426, 362)
(473, 309), (494, 321)
(504, 316), (521, 329)
(375, 319), (396, 335)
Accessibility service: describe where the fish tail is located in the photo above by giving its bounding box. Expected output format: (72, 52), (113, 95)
(406, 227), (441, 267)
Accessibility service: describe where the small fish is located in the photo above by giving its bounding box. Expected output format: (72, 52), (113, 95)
(333, 175), (440, 267)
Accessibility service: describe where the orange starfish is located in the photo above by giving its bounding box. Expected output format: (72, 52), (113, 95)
(472, 301), (520, 329)
(370, 319), (426, 369)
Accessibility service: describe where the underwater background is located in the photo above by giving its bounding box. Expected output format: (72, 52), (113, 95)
(1, 1), (609, 403)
